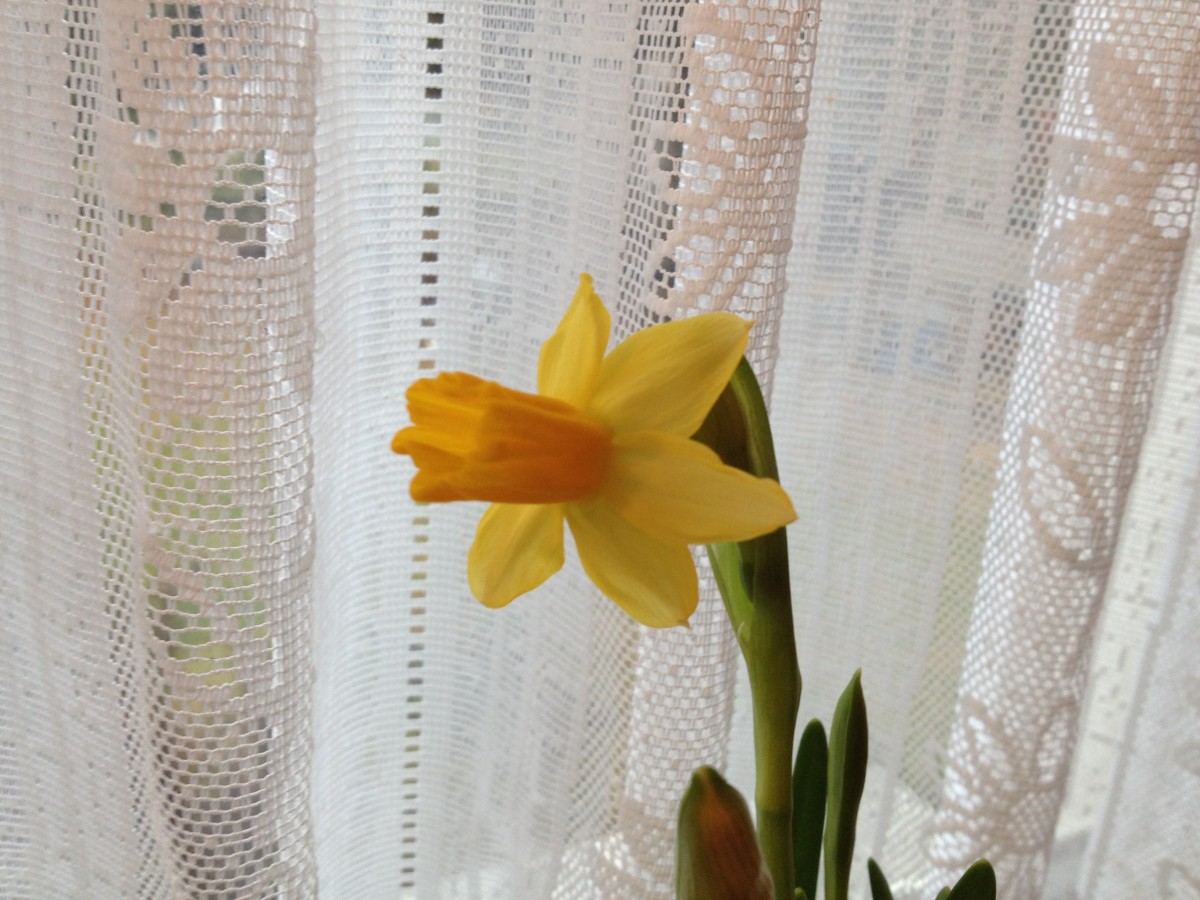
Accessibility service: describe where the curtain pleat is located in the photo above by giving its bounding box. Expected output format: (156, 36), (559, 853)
(927, 3), (1200, 893)
(4, 1), (319, 895)
(1075, 235), (1200, 899)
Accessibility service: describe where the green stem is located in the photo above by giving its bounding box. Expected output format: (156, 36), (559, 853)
(744, 526), (800, 900)
(698, 358), (800, 900)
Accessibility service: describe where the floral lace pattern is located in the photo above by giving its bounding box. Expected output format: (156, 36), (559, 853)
(927, 3), (1200, 896)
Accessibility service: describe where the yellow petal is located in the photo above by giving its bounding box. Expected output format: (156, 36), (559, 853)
(565, 497), (698, 628)
(537, 273), (611, 406)
(588, 312), (750, 436)
(601, 432), (796, 544)
(468, 503), (565, 608)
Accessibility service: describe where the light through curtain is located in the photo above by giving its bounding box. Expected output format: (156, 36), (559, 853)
(2, 2), (1198, 899)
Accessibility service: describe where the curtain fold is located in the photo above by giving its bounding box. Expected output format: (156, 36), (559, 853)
(1073, 238), (1200, 899)
(927, 3), (1200, 893)
(3, 2), (1198, 899)
(4, 1), (319, 895)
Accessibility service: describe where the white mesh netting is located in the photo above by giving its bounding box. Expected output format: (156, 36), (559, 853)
(2, 1), (1198, 899)
(311, 3), (818, 895)
(1070, 207), (1200, 899)
(4, 0), (317, 896)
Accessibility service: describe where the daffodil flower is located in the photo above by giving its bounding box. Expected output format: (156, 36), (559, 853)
(391, 274), (796, 628)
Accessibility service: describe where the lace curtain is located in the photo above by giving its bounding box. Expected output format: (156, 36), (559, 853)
(2, 1), (1197, 898)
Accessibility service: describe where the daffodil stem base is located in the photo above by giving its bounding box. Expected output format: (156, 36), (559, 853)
(748, 646), (799, 898)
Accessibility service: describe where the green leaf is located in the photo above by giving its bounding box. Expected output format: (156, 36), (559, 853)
(866, 858), (894, 900)
(823, 670), (868, 900)
(934, 889), (951, 900)
(944, 860), (997, 900)
(792, 719), (827, 900)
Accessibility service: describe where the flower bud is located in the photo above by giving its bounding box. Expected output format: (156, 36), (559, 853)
(676, 767), (773, 900)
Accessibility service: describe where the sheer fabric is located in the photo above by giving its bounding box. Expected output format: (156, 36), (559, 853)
(2, 2), (1197, 899)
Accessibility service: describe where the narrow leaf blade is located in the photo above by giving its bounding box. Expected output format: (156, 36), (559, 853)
(792, 719), (827, 900)
(866, 858), (894, 900)
(944, 860), (997, 900)
(823, 670), (868, 900)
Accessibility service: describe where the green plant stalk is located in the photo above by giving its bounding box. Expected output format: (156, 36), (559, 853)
(743, 526), (800, 900)
(699, 358), (800, 900)
(709, 531), (798, 900)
